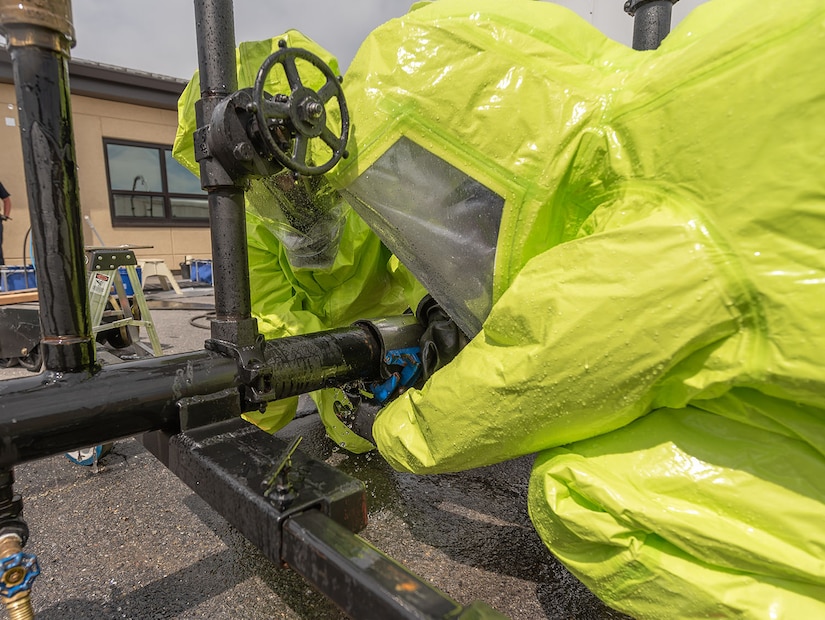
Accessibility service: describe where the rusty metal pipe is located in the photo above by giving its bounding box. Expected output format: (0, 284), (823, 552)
(0, 0), (74, 53)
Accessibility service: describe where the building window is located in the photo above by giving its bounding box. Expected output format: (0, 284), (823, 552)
(104, 139), (209, 227)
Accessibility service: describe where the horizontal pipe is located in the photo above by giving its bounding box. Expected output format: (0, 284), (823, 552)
(0, 320), (414, 467)
(0, 349), (236, 467)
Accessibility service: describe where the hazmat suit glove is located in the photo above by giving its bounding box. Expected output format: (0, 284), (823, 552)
(416, 295), (470, 383)
(329, 296), (469, 446)
(331, 387), (382, 445)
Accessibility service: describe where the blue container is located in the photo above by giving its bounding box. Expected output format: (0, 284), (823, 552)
(0, 266), (37, 292)
(191, 259), (213, 285)
(116, 266), (142, 296)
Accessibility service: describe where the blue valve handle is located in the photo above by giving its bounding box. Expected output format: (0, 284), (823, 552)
(0, 552), (40, 598)
(371, 347), (422, 403)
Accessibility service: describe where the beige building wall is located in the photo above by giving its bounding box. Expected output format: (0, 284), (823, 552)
(0, 83), (27, 267)
(0, 81), (211, 273)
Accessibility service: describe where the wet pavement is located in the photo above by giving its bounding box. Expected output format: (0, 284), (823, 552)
(0, 285), (626, 619)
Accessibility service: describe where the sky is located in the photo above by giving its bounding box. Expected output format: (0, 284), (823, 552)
(63, 0), (710, 80)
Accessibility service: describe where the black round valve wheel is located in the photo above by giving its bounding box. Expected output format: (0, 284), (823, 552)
(252, 43), (350, 175)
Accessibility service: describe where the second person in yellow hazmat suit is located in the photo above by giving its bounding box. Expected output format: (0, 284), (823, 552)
(174, 33), (425, 450)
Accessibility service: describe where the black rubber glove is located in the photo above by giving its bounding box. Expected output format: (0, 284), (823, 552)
(334, 387), (382, 444)
(416, 295), (470, 383)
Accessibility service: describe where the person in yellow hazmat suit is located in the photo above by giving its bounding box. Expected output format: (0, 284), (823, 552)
(173, 33), (426, 451)
(318, 0), (825, 618)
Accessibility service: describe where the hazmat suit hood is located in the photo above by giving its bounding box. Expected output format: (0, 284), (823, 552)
(328, 0), (632, 336)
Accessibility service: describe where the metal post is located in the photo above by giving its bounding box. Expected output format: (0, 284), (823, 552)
(624, 0), (679, 51)
(193, 0), (258, 348)
(0, 0), (96, 373)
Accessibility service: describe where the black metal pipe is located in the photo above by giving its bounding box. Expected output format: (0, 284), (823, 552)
(624, 0), (677, 51)
(207, 188), (254, 325)
(194, 0), (237, 100)
(3, 17), (95, 373)
(0, 323), (385, 467)
(0, 349), (235, 467)
(193, 0), (256, 347)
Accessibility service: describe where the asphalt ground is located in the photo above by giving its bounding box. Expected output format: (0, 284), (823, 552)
(0, 283), (626, 619)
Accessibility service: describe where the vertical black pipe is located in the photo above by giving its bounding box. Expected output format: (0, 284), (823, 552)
(0, 1), (95, 373)
(624, 0), (678, 51)
(193, 0), (257, 347)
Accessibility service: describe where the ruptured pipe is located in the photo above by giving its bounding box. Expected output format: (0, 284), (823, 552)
(0, 0), (95, 374)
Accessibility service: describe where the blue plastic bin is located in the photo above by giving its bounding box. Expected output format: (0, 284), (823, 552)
(0, 266), (37, 292)
(116, 266), (142, 296)
(191, 259), (213, 285)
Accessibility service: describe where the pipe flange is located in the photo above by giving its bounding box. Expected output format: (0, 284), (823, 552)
(0, 0), (75, 51)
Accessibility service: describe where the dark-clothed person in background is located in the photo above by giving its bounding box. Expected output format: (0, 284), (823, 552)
(0, 181), (11, 265)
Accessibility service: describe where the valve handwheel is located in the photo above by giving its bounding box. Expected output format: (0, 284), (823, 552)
(252, 41), (350, 175)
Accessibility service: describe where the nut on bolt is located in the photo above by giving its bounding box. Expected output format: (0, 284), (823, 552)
(233, 142), (254, 162)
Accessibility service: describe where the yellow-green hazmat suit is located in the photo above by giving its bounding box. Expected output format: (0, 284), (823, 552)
(326, 0), (825, 617)
(174, 33), (425, 449)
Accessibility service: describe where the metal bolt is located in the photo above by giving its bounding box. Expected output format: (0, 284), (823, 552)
(305, 102), (323, 120)
(233, 142), (254, 162)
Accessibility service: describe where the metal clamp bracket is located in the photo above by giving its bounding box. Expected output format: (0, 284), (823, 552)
(205, 335), (274, 409)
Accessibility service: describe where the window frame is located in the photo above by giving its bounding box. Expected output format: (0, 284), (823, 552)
(103, 138), (209, 228)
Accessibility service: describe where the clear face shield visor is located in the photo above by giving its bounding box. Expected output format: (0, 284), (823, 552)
(341, 138), (504, 337)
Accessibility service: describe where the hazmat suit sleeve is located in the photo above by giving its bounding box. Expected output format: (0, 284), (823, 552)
(373, 197), (745, 473)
